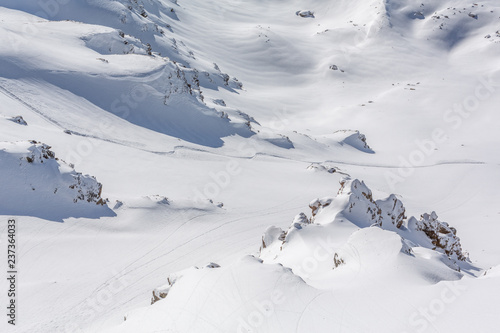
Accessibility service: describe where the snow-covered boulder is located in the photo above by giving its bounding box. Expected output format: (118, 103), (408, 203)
(116, 256), (316, 333)
(259, 213), (311, 255)
(309, 197), (333, 217)
(260, 178), (467, 274)
(296, 10), (315, 18)
(261, 226), (286, 250)
(307, 163), (337, 174)
(332, 130), (374, 153)
(151, 263), (220, 304)
(0, 3), (252, 148)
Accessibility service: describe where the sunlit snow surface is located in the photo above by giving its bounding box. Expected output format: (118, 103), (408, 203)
(0, 0), (499, 332)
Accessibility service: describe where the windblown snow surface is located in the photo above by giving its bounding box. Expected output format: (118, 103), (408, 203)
(0, 0), (499, 332)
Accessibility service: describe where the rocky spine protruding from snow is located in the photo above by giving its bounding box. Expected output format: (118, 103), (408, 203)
(28, 142), (105, 205)
(408, 212), (467, 262)
(335, 178), (407, 229)
(261, 178), (467, 266)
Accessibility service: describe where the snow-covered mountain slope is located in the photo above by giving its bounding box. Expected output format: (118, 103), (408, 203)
(0, 141), (113, 221)
(0, 3), (253, 147)
(109, 180), (494, 333)
(0, 0), (499, 332)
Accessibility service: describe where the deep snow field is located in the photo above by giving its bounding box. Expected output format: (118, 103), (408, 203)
(0, 0), (499, 332)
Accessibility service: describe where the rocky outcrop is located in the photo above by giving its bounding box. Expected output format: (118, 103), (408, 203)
(308, 179), (406, 230)
(296, 10), (315, 18)
(69, 173), (105, 205)
(151, 263), (220, 304)
(260, 212), (311, 253)
(261, 226), (286, 250)
(24, 142), (55, 163)
(408, 212), (467, 262)
(307, 163), (342, 174)
(0, 141), (107, 207)
(309, 197), (333, 217)
(151, 274), (180, 305)
(334, 130), (373, 153)
(25, 141), (105, 205)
